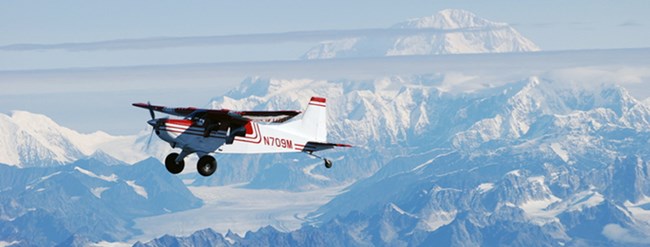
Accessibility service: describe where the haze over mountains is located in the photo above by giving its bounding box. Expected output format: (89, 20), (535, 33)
(2, 9), (650, 246)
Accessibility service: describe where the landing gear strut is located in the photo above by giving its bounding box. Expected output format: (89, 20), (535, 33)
(307, 152), (334, 169)
(197, 155), (217, 177)
(165, 153), (185, 174)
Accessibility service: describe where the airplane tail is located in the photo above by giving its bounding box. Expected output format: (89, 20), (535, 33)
(286, 96), (328, 142)
(302, 97), (328, 142)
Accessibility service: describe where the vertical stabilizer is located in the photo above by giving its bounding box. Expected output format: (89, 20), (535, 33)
(299, 97), (328, 142)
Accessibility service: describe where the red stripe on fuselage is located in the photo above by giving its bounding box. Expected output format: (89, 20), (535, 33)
(165, 119), (193, 126)
(234, 123), (262, 144)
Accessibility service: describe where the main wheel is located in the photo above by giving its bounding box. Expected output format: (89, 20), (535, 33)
(324, 159), (333, 169)
(165, 153), (185, 174)
(197, 155), (217, 177)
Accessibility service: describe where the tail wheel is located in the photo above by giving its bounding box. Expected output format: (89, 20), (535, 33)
(324, 159), (333, 169)
(165, 153), (185, 174)
(197, 155), (217, 177)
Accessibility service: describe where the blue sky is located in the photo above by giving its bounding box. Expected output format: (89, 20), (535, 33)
(1, 0), (649, 134)
(1, 0), (648, 69)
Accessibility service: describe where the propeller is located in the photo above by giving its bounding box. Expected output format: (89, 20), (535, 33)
(145, 101), (159, 151)
(147, 101), (155, 120)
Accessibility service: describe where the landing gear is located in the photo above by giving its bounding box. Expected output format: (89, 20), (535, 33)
(306, 151), (334, 169)
(165, 153), (185, 174)
(197, 155), (217, 177)
(164, 152), (218, 176)
(324, 159), (333, 169)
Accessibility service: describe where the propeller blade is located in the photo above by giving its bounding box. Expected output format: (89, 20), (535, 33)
(146, 128), (154, 151)
(147, 101), (155, 120)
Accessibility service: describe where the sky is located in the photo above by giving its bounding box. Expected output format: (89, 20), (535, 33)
(1, 0), (649, 134)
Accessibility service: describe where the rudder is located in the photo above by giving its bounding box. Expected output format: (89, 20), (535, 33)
(300, 97), (328, 142)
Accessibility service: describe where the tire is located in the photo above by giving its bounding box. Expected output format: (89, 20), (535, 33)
(324, 159), (333, 169)
(197, 155), (217, 177)
(165, 153), (185, 174)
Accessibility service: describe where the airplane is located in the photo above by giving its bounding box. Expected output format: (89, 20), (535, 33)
(132, 97), (351, 177)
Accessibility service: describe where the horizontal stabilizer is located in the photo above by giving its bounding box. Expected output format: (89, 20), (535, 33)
(301, 141), (352, 153)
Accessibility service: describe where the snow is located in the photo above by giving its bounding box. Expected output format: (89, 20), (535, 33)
(550, 143), (569, 163)
(518, 190), (606, 226)
(0, 241), (20, 247)
(520, 197), (561, 221)
(131, 184), (344, 242)
(40, 171), (61, 181)
(25, 171), (62, 190)
(91, 187), (109, 198)
(411, 152), (454, 171)
(565, 191), (604, 212)
(624, 195), (650, 222)
(224, 237), (235, 245)
(421, 209), (457, 232)
(126, 180), (148, 199)
(302, 163), (330, 181)
(88, 241), (131, 247)
(506, 169), (522, 176)
(389, 203), (416, 218)
(477, 183), (494, 193)
(74, 167), (118, 182)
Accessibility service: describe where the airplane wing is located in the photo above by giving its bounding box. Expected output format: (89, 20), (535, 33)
(236, 110), (301, 123)
(132, 103), (301, 123)
(132, 103), (198, 117)
(301, 141), (353, 153)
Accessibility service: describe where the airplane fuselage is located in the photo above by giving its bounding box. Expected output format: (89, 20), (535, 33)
(155, 119), (310, 157)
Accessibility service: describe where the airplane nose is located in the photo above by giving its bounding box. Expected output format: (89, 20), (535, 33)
(147, 119), (158, 127)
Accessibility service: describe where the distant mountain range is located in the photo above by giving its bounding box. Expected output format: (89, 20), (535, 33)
(0, 111), (173, 168)
(302, 9), (540, 59)
(137, 77), (650, 246)
(0, 158), (201, 246)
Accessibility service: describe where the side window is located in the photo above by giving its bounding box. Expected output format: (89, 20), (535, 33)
(197, 118), (205, 126)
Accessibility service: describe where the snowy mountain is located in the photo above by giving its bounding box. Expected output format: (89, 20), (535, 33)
(140, 77), (650, 246)
(0, 158), (202, 246)
(302, 78), (650, 246)
(0, 111), (169, 167)
(302, 9), (540, 59)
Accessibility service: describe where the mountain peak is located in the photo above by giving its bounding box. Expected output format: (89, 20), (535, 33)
(393, 9), (503, 30)
(0, 111), (147, 167)
(302, 9), (540, 59)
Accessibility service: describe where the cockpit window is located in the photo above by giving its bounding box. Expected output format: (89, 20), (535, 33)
(186, 111), (207, 126)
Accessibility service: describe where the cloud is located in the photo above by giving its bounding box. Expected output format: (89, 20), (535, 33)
(2, 47), (649, 98)
(0, 27), (506, 52)
(602, 224), (650, 244)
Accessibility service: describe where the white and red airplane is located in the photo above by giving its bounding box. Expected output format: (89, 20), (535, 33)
(133, 97), (351, 177)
